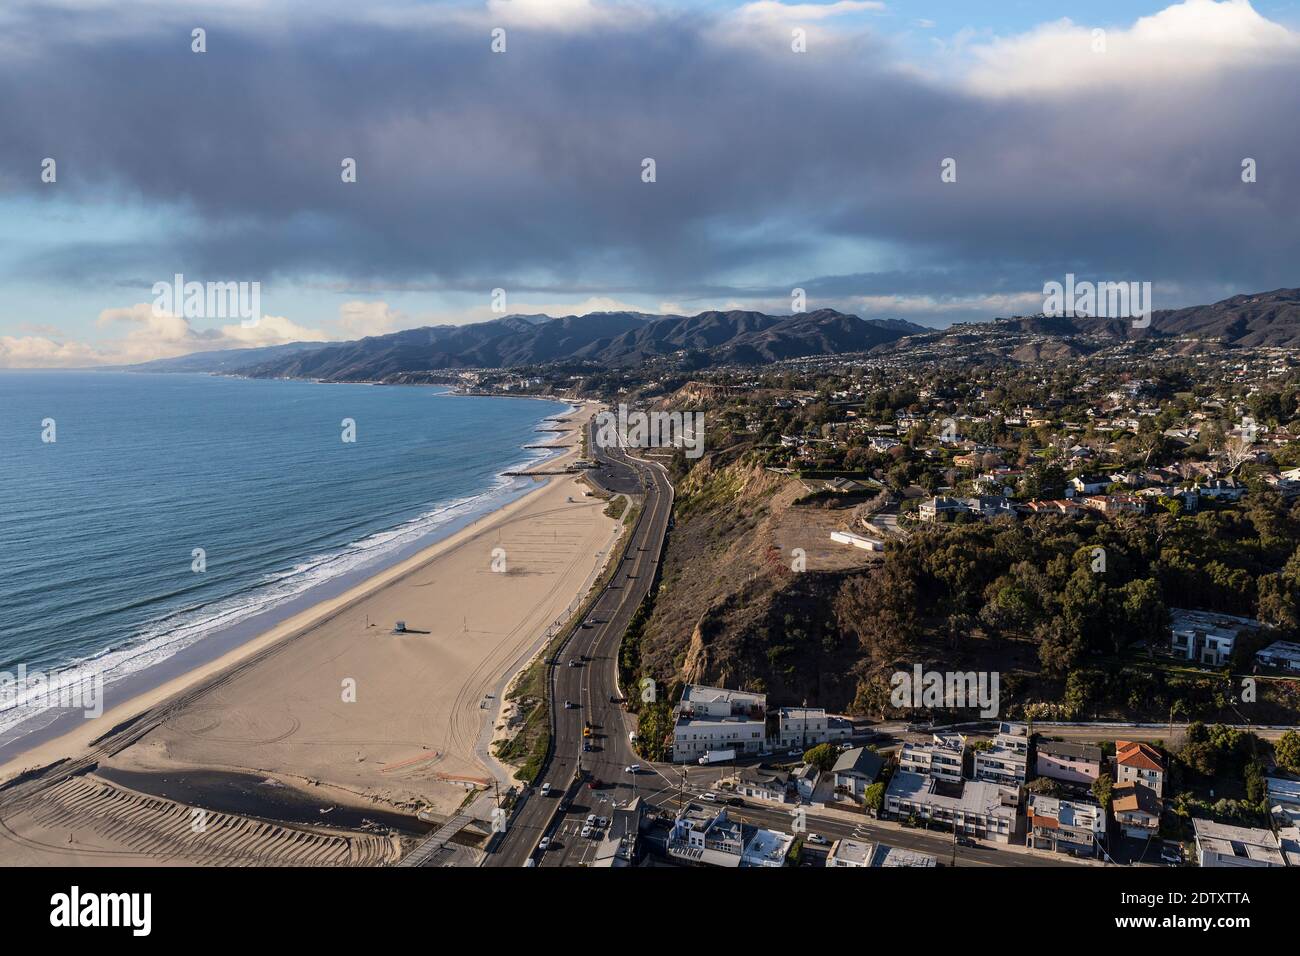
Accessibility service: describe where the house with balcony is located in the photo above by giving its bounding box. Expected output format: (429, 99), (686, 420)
(1112, 782), (1160, 840)
(1168, 608), (1260, 668)
(899, 734), (966, 783)
(973, 722), (1029, 789)
(1114, 740), (1165, 797)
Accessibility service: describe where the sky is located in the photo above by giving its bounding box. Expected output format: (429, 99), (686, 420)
(1, 0), (1298, 366)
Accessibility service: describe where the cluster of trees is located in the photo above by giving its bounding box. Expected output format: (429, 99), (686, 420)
(831, 494), (1300, 719)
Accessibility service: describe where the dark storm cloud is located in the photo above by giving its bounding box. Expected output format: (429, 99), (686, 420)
(1, 3), (1297, 308)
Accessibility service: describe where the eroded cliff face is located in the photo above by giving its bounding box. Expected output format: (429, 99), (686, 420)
(635, 453), (868, 711)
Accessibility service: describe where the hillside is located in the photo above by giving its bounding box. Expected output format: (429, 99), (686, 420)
(239, 309), (926, 381)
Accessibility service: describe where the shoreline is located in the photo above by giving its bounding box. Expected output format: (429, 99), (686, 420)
(0, 396), (600, 788)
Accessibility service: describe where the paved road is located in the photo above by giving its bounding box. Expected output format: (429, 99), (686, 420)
(486, 422), (673, 867)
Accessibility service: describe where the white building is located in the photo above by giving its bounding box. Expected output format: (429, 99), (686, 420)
(898, 733), (966, 783)
(777, 707), (829, 750)
(1169, 608), (1259, 667)
(883, 772), (1016, 843)
(1192, 818), (1286, 868)
(826, 838), (937, 867)
(666, 806), (791, 868)
(973, 722), (1029, 789)
(672, 684), (767, 762)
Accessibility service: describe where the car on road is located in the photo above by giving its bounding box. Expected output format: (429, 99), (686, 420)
(786, 748), (801, 756)
(956, 835), (977, 847)
(724, 797), (744, 807)
(523, 858), (537, 867)
(582, 742), (592, 752)
(537, 837), (551, 852)
(558, 800), (570, 812)
(567, 660), (582, 667)
(564, 700), (576, 709)
(806, 834), (829, 846)
(540, 783), (552, 796)
(701, 791), (718, 802)
(624, 764), (641, 774)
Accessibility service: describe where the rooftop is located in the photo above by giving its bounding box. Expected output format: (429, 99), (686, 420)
(1193, 818), (1284, 865)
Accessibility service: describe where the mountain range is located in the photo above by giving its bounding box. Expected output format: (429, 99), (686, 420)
(129, 288), (1300, 381)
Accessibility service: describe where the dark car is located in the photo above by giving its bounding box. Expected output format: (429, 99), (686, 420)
(725, 797), (744, 807)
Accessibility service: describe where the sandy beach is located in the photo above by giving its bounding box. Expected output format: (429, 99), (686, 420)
(0, 401), (623, 864)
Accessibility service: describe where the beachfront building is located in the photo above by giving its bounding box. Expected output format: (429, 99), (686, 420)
(1192, 819), (1286, 868)
(973, 722), (1029, 789)
(671, 684), (767, 762)
(1035, 741), (1104, 786)
(1265, 777), (1300, 824)
(826, 838), (937, 868)
(883, 772), (1016, 844)
(898, 733), (966, 783)
(1026, 794), (1107, 858)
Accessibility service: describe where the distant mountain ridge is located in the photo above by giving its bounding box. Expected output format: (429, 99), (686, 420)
(193, 309), (929, 381)
(125, 288), (1300, 380)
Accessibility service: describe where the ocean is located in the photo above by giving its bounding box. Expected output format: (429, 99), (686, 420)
(0, 371), (568, 744)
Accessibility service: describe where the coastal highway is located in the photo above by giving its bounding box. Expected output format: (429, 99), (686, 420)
(485, 423), (673, 868)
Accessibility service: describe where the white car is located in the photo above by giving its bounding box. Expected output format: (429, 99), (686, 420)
(585, 813), (597, 826)
(540, 782), (552, 796)
(523, 857), (537, 867)
(807, 834), (829, 845)
(624, 763), (641, 774)
(537, 837), (551, 852)
(701, 791), (718, 802)
(581, 825), (593, 838)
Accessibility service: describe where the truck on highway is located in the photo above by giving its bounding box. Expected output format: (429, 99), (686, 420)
(698, 748), (735, 765)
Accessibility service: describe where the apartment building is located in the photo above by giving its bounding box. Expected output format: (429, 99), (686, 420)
(1026, 794), (1107, 858)
(898, 733), (967, 783)
(1035, 741), (1104, 786)
(883, 772), (1016, 844)
(777, 707), (830, 750)
(973, 722), (1029, 789)
(671, 684), (767, 762)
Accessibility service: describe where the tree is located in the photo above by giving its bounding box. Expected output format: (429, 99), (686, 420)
(1092, 772), (1114, 809)
(1026, 776), (1062, 797)
(864, 782), (885, 816)
(803, 742), (840, 773)
(1275, 730), (1300, 774)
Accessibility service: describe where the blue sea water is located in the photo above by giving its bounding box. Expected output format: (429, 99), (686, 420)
(0, 371), (567, 738)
